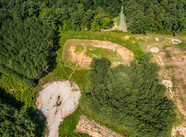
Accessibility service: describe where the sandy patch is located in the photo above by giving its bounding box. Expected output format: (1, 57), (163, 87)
(68, 45), (92, 68)
(162, 80), (173, 88)
(171, 39), (182, 44)
(124, 36), (129, 40)
(149, 47), (159, 53)
(155, 37), (159, 42)
(63, 39), (134, 69)
(172, 126), (186, 137)
(36, 81), (81, 137)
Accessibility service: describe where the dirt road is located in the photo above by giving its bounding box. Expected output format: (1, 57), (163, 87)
(121, 2), (127, 32)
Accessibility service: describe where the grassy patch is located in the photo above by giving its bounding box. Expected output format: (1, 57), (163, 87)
(171, 75), (177, 92)
(176, 42), (186, 49)
(0, 74), (36, 110)
(165, 51), (171, 58)
(75, 45), (84, 53)
(163, 45), (171, 49)
(59, 107), (81, 137)
(59, 31), (143, 60)
(124, 14), (127, 30)
(81, 107), (130, 137)
(165, 65), (174, 70)
(68, 132), (91, 137)
(70, 70), (89, 93)
(86, 47), (115, 58)
(86, 46), (123, 62)
(62, 37), (135, 69)
(115, 14), (121, 26)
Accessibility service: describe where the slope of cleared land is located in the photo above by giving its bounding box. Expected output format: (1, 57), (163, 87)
(129, 35), (186, 136)
(62, 39), (134, 69)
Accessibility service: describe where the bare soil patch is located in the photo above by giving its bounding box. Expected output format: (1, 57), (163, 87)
(63, 39), (134, 69)
(158, 47), (186, 117)
(135, 34), (186, 136)
(76, 115), (123, 137)
(36, 81), (81, 137)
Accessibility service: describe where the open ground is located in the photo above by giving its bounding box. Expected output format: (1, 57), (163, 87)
(36, 81), (81, 137)
(62, 39), (134, 69)
(130, 34), (186, 136)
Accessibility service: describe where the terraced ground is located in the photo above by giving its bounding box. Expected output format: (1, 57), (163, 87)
(62, 39), (134, 69)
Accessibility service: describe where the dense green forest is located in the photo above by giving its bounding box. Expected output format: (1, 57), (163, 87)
(124, 0), (186, 34)
(0, 0), (181, 136)
(0, 87), (46, 137)
(0, 0), (120, 31)
(80, 54), (177, 137)
(0, 0), (121, 87)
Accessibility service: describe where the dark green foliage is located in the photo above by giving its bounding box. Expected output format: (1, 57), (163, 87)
(0, 91), (36, 137)
(4, 0), (121, 31)
(165, 51), (171, 58)
(0, 87), (46, 137)
(59, 107), (81, 137)
(58, 106), (91, 136)
(81, 54), (177, 137)
(0, 17), (55, 85)
(124, 0), (186, 35)
(71, 70), (89, 92)
(0, 64), (35, 87)
(68, 132), (91, 137)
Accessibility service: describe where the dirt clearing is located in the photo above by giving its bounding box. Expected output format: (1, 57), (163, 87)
(62, 39), (134, 69)
(36, 81), (81, 137)
(134, 34), (186, 136)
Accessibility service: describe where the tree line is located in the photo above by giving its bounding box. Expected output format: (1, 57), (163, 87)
(0, 17), (55, 87)
(80, 54), (177, 137)
(124, 0), (186, 35)
(0, 0), (121, 87)
(0, 0), (121, 31)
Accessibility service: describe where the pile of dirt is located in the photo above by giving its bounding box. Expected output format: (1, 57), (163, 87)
(36, 81), (81, 137)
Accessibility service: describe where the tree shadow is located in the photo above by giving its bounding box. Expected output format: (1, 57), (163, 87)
(27, 107), (47, 137)
(41, 31), (61, 79)
(49, 31), (61, 71)
(0, 87), (46, 136)
(0, 87), (24, 109)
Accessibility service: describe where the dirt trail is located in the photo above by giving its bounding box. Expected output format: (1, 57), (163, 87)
(68, 70), (75, 80)
(36, 81), (81, 137)
(121, 1), (127, 32)
(152, 48), (186, 136)
(135, 35), (186, 136)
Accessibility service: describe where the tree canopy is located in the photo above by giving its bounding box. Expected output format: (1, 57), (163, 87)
(124, 0), (186, 35)
(0, 17), (55, 87)
(80, 55), (177, 137)
(0, 88), (36, 136)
